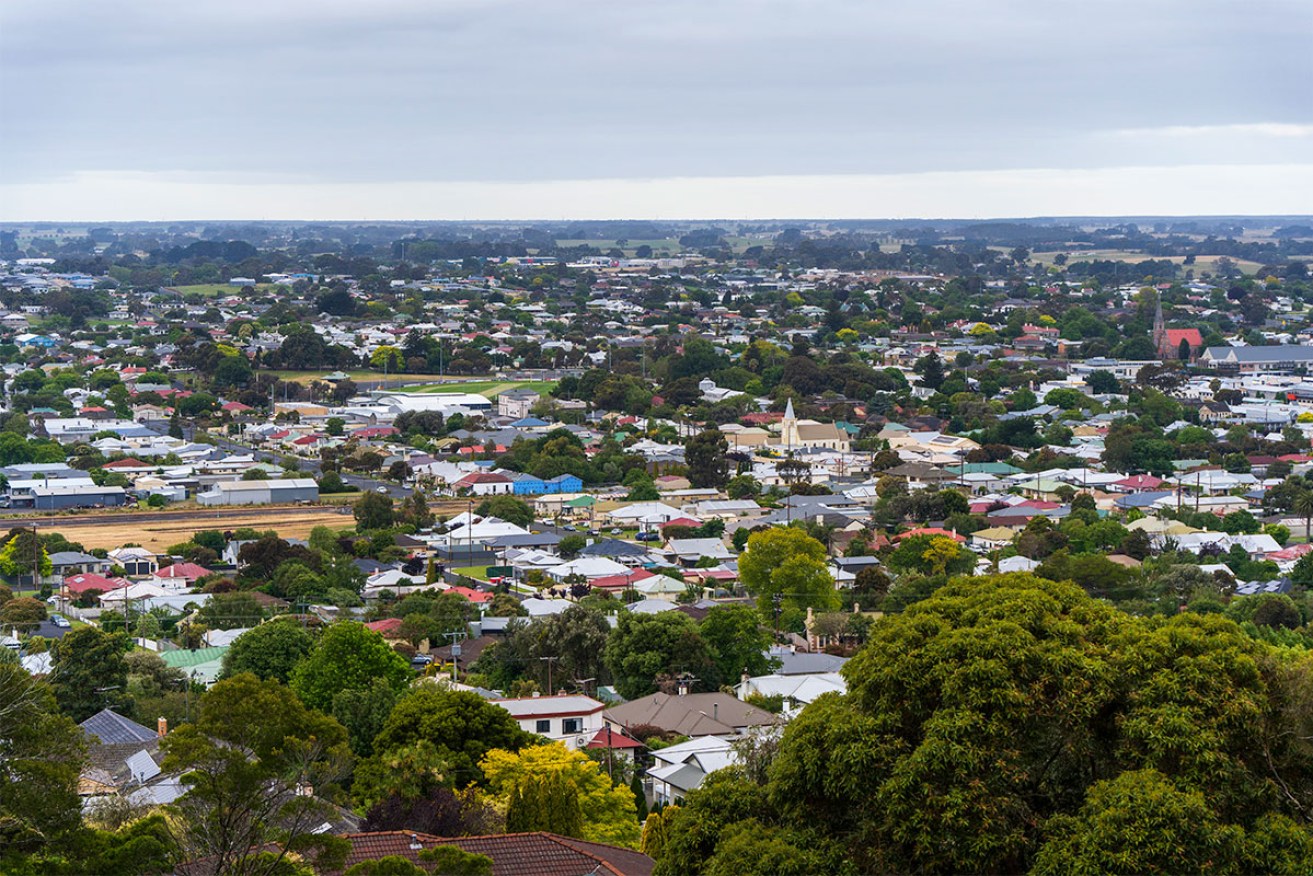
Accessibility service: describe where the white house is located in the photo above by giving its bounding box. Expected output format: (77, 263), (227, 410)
(492, 694), (606, 748)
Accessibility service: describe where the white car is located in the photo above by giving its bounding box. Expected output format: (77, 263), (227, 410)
(51, 615), (71, 628)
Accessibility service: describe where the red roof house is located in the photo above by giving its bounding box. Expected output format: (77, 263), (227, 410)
(63, 572), (128, 596)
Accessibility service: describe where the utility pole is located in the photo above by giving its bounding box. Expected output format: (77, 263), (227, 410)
(444, 630), (466, 682)
(539, 655), (559, 695)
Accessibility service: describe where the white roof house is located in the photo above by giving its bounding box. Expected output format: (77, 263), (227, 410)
(492, 694), (606, 748)
(606, 502), (684, 524)
(546, 557), (630, 581)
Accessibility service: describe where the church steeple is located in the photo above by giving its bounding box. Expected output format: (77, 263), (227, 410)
(1152, 296), (1166, 358)
(781, 398), (799, 449)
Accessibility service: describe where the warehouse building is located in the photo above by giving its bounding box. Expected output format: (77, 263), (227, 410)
(196, 478), (320, 506)
(31, 483), (127, 511)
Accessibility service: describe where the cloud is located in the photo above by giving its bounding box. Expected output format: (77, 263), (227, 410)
(4, 164), (1311, 221)
(1, 0), (1310, 209)
(1109, 124), (1313, 139)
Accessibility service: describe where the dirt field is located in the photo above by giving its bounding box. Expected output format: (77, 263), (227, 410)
(11, 506), (360, 552)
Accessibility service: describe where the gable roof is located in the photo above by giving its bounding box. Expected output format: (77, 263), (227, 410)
(604, 691), (775, 737)
(335, 831), (653, 876)
(80, 708), (157, 744)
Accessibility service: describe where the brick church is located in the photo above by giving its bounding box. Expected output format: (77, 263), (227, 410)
(1153, 299), (1203, 361)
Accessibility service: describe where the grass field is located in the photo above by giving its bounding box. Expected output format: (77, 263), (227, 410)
(392, 379), (558, 398)
(170, 283), (284, 298)
(23, 507), (358, 552)
(267, 370), (442, 386)
(1024, 249), (1267, 275)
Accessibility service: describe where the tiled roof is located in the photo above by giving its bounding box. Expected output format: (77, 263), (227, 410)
(80, 708), (157, 744)
(336, 831), (653, 876)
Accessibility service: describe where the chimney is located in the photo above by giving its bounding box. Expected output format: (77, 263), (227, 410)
(157, 717), (168, 737)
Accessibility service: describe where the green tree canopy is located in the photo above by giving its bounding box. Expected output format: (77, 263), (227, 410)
(737, 527), (838, 614)
(160, 674), (352, 876)
(50, 626), (132, 722)
(220, 620), (316, 683)
(290, 622), (412, 714)
(364, 686), (535, 790)
(655, 573), (1313, 874)
(603, 611), (719, 700)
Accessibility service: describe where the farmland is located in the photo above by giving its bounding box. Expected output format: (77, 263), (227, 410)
(7, 506), (358, 552)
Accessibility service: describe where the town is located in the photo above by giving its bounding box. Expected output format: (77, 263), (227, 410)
(4, 217), (1313, 875)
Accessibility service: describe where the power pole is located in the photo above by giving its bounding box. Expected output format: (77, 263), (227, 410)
(539, 656), (559, 694)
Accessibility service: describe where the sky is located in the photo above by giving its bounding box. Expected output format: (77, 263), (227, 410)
(2, 0), (1310, 220)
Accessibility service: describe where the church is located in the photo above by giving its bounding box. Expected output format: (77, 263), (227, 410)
(767, 399), (851, 452)
(1152, 299), (1203, 361)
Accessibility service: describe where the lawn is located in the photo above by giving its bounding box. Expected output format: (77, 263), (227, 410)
(170, 283), (284, 298)
(553, 238), (682, 256)
(267, 369), (441, 386)
(1024, 249), (1267, 275)
(404, 380), (559, 401)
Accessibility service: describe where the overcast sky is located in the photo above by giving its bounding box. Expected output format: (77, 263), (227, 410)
(2, 0), (1310, 220)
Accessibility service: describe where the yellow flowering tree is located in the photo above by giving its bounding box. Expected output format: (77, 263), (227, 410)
(480, 743), (641, 848)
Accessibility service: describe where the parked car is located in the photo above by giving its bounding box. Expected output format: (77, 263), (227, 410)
(50, 615), (71, 628)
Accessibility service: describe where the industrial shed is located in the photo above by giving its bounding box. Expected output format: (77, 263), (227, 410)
(196, 478), (319, 506)
(31, 483), (127, 510)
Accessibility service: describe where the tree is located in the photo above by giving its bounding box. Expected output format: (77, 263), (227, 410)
(481, 743), (641, 848)
(678, 573), (1313, 875)
(361, 784), (501, 839)
(290, 622), (412, 714)
(699, 605), (775, 682)
(332, 677), (402, 758)
(361, 686), (534, 796)
(913, 352), (944, 391)
(0, 665), (85, 864)
(0, 595), (46, 633)
(522, 604), (611, 693)
(685, 428), (729, 489)
(0, 528), (52, 584)
(475, 495), (533, 529)
(557, 535), (586, 560)
(603, 611), (719, 700)
(50, 626), (132, 722)
(1033, 769), (1245, 875)
(504, 770), (583, 838)
(220, 620), (315, 683)
(354, 491), (396, 531)
(1086, 370), (1120, 395)
(160, 674), (353, 876)
(737, 528), (838, 614)
(196, 591), (266, 630)
(725, 474), (760, 500)
(1295, 491), (1313, 543)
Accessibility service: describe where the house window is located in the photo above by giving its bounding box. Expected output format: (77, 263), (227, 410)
(562, 718), (580, 734)
(536, 719), (551, 734)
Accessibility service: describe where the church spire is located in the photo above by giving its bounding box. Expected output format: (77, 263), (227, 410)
(1152, 295), (1166, 357)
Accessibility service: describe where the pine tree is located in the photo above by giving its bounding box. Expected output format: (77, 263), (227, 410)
(168, 407), (184, 439)
(631, 771), (648, 822)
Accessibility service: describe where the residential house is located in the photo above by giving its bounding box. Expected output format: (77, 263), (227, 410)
(604, 691), (776, 739)
(492, 694), (606, 748)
